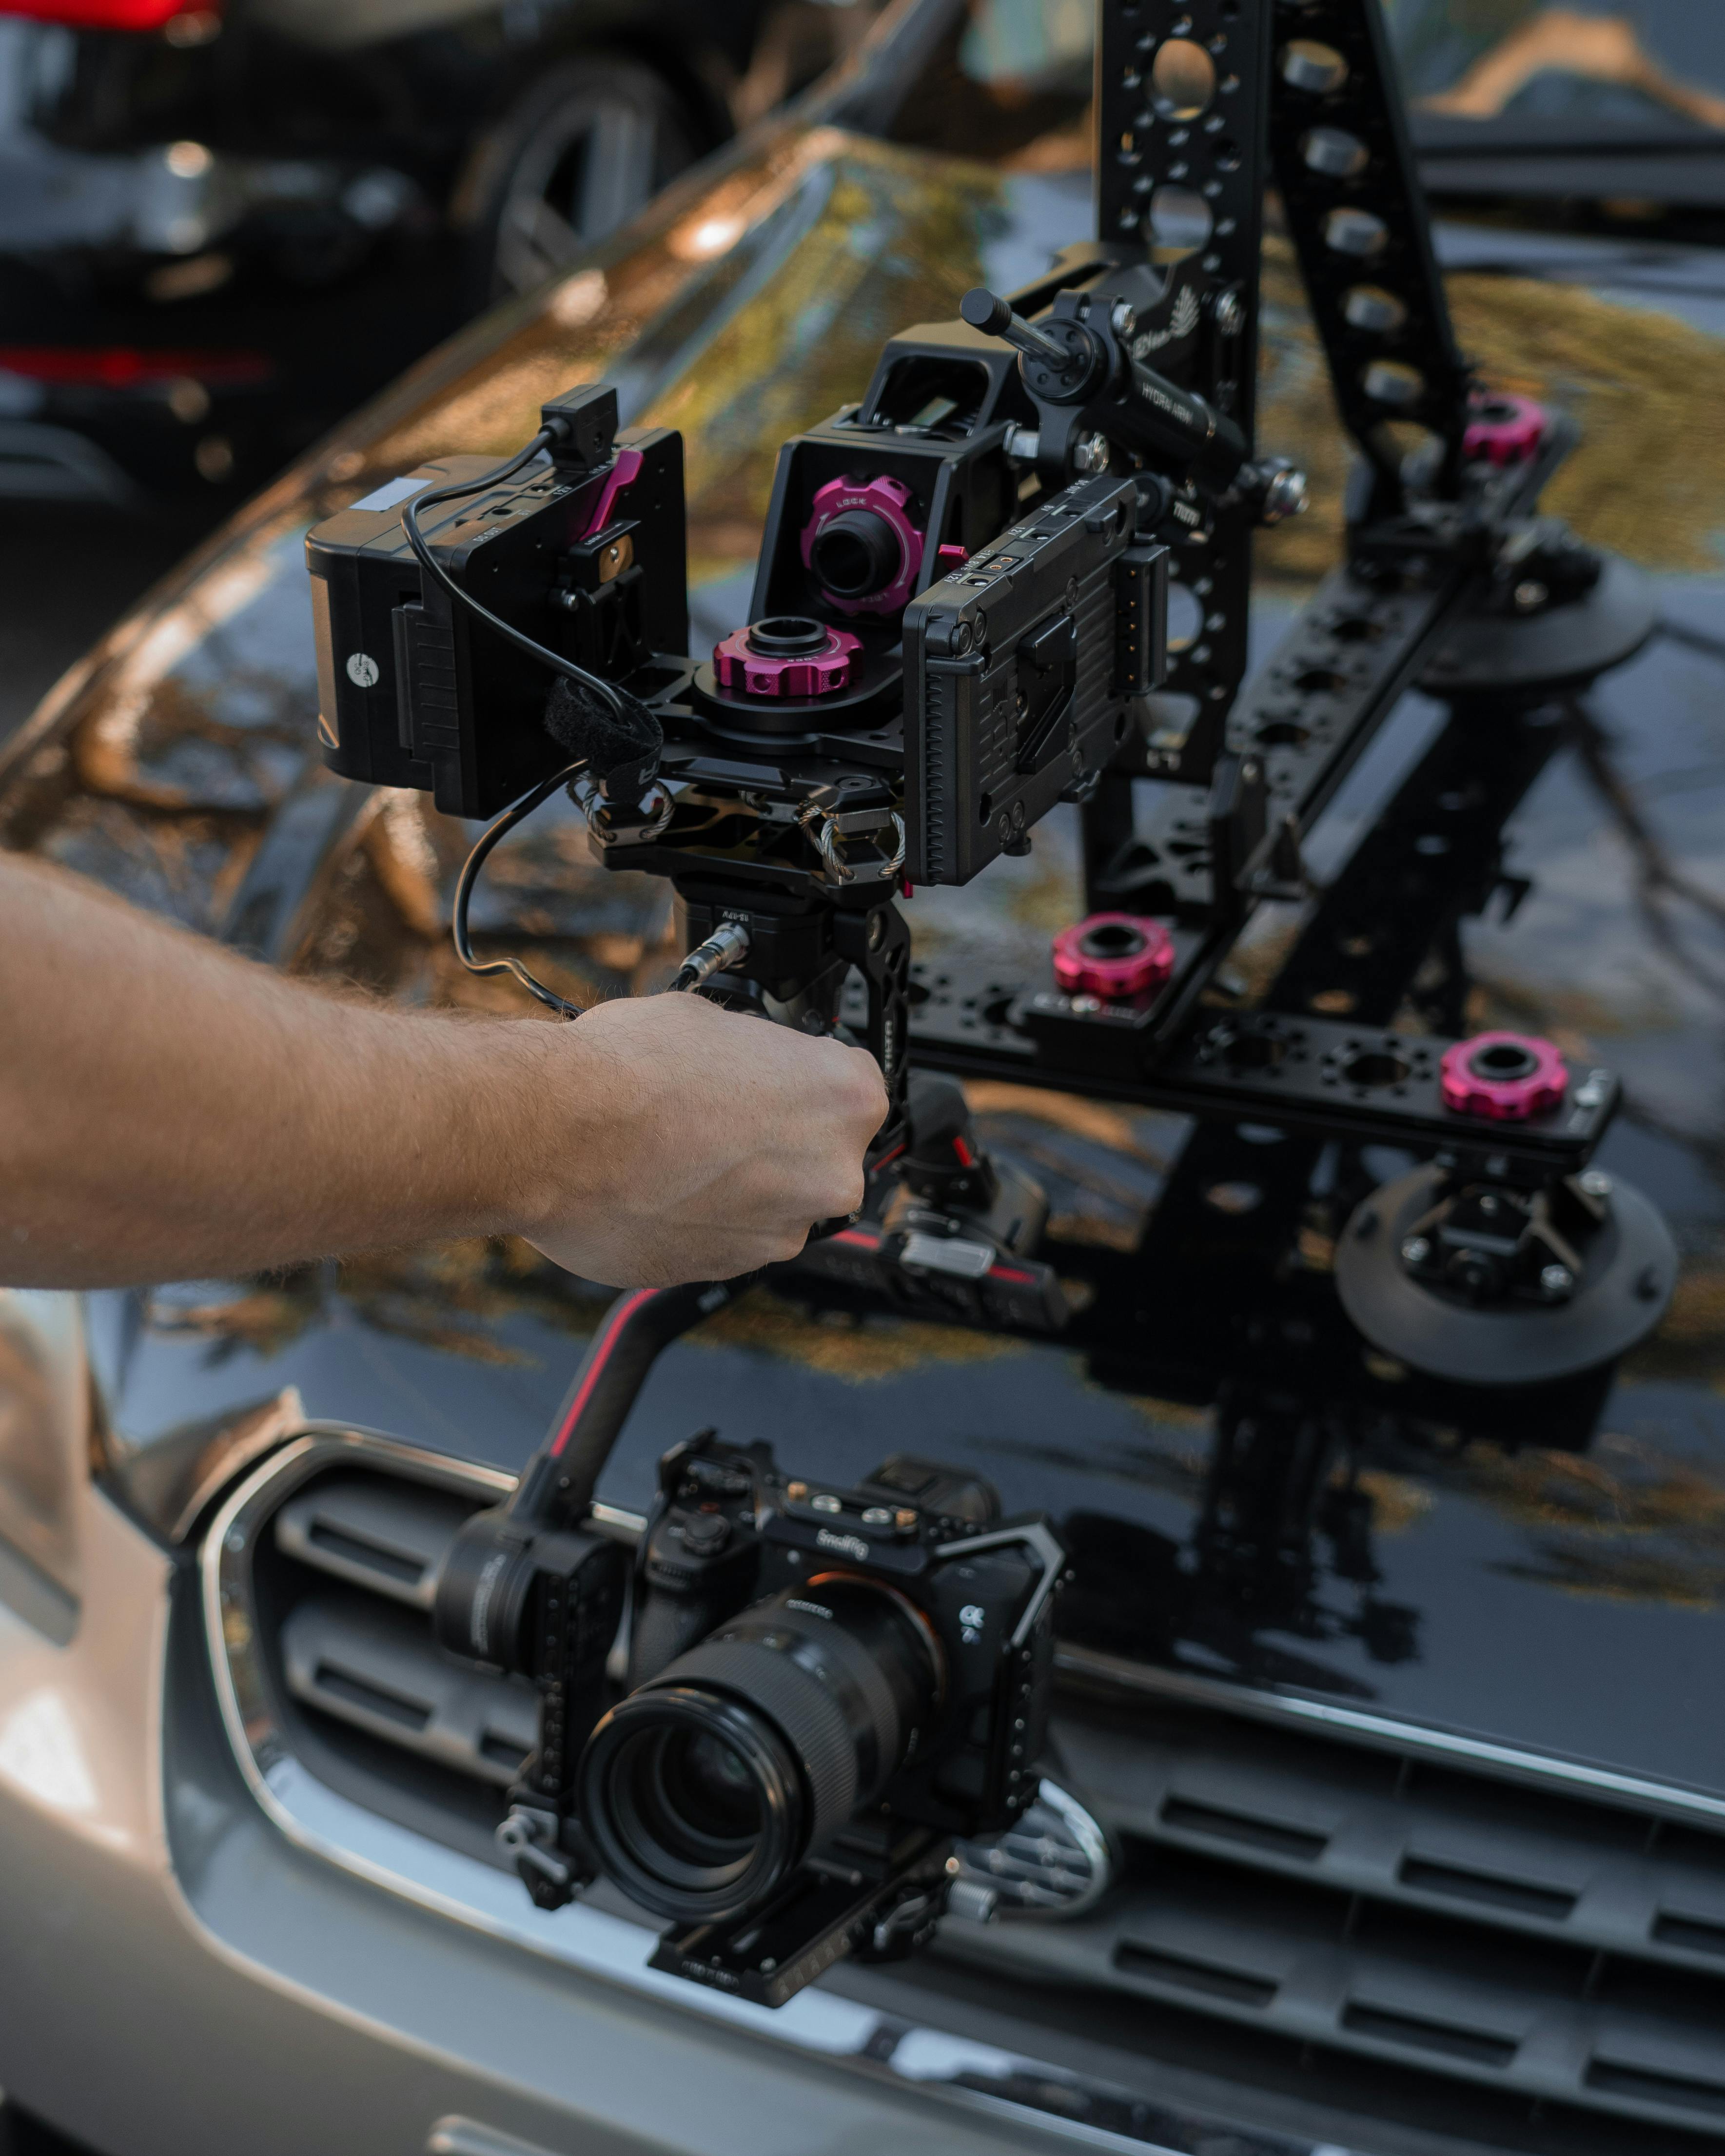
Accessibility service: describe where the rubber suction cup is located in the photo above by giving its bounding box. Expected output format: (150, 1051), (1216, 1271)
(1335, 1164), (1675, 1386)
(1418, 554), (1657, 705)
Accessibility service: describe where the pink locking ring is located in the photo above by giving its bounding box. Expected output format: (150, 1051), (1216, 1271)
(1463, 392), (1547, 470)
(1052, 914), (1177, 1002)
(1439, 1030), (1568, 1121)
(712, 616), (860, 698)
(800, 474), (925, 615)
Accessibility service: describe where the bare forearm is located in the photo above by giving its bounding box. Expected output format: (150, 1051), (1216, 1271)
(0, 855), (555, 1286)
(0, 852), (885, 1291)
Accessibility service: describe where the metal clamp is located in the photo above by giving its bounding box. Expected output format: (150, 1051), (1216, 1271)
(496, 1803), (580, 1903)
(796, 799), (906, 884)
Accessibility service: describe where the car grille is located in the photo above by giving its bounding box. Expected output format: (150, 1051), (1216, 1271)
(231, 1447), (1725, 2150)
(260, 1464), (536, 1862)
(941, 1666), (1725, 2150)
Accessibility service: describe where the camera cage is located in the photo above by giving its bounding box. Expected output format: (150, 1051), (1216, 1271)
(307, 0), (1680, 2004)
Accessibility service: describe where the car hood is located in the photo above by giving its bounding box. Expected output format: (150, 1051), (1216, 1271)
(8, 117), (1725, 1810)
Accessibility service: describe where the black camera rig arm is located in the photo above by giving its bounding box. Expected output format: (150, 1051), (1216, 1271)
(303, 0), (1683, 1999)
(303, 0), (1669, 1409)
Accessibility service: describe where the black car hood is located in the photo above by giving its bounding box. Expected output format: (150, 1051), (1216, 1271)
(8, 129), (1725, 1816)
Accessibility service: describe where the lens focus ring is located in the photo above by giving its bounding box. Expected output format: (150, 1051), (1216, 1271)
(578, 1579), (941, 1924)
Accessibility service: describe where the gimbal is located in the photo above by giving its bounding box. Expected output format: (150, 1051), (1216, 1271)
(306, 0), (1679, 1981)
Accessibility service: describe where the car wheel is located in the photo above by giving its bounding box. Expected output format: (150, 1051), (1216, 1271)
(464, 56), (702, 304)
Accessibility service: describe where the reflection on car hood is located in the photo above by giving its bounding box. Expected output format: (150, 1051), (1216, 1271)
(9, 123), (1725, 1808)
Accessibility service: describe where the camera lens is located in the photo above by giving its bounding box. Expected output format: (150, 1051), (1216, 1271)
(810, 509), (900, 600)
(660, 1728), (761, 1838)
(579, 1578), (941, 1923)
(611, 1703), (785, 1893)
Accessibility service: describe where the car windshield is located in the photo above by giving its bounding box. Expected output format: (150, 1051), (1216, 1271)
(1391, 1), (1725, 137)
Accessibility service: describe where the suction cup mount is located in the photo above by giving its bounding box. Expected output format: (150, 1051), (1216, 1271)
(1419, 549), (1658, 706)
(1336, 1161), (1675, 1385)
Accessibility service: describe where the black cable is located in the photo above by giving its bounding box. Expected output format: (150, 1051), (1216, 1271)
(402, 420), (652, 1019)
(399, 426), (631, 723)
(452, 763), (589, 1018)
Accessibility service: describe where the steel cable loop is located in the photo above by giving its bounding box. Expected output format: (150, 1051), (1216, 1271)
(575, 777), (675, 848)
(796, 802), (906, 884)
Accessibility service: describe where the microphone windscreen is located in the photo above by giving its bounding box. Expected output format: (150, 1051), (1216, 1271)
(544, 674), (663, 801)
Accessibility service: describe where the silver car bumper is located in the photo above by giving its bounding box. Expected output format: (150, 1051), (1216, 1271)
(0, 1437), (1364, 2156)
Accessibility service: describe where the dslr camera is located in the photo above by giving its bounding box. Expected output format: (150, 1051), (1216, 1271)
(434, 1432), (1064, 2007)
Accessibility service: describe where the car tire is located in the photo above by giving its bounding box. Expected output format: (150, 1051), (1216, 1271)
(460, 55), (703, 306)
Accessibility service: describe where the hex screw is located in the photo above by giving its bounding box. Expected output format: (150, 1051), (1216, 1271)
(1541, 1263), (1576, 1297)
(1401, 1237), (1430, 1266)
(1578, 1169), (1613, 1198)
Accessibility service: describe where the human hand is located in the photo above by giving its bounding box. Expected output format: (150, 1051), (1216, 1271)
(515, 990), (888, 1287)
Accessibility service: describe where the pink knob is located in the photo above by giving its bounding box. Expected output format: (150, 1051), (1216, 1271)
(1439, 1031), (1567, 1121)
(1464, 392), (1547, 469)
(712, 618), (859, 698)
(1052, 914), (1176, 1002)
(800, 474), (924, 615)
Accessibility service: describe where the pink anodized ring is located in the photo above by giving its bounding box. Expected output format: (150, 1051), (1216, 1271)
(1052, 914), (1177, 1002)
(1463, 392), (1547, 469)
(801, 474), (924, 614)
(1439, 1031), (1568, 1121)
(711, 620), (860, 698)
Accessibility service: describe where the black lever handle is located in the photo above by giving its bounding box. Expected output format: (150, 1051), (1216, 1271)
(960, 287), (1073, 371)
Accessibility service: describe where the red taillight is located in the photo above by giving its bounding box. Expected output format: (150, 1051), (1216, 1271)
(0, 346), (271, 387)
(0, 0), (214, 29)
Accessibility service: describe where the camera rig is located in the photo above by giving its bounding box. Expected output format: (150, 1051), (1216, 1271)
(306, 0), (1678, 2003)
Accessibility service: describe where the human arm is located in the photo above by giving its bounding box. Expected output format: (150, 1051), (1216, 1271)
(0, 853), (886, 1290)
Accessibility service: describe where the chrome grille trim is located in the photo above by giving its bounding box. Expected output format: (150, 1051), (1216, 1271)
(200, 1429), (1366, 2156)
(1057, 1645), (1725, 1832)
(953, 1777), (1117, 1920)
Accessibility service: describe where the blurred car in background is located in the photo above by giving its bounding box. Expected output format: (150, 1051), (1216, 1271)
(0, 0), (876, 501)
(950, 1), (1725, 220)
(1395, 1), (1725, 218)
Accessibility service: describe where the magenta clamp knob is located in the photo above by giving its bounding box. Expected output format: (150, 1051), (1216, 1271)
(712, 616), (860, 698)
(1464, 392), (1547, 469)
(1439, 1031), (1567, 1121)
(1052, 914), (1177, 1002)
(800, 473), (925, 614)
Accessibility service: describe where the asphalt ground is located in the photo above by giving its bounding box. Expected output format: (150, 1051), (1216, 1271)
(0, 500), (222, 748)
